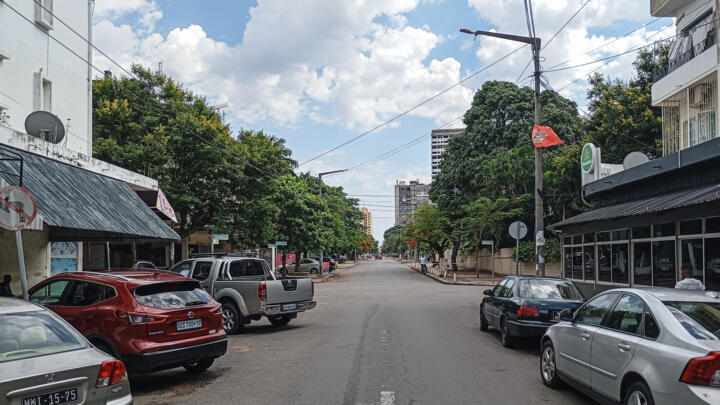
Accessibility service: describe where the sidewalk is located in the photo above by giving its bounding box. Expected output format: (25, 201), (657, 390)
(288, 260), (364, 283)
(404, 261), (498, 286)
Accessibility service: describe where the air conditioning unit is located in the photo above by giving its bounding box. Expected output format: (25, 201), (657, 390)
(34, 0), (54, 31)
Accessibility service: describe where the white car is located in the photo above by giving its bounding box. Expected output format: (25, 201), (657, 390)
(540, 287), (720, 404)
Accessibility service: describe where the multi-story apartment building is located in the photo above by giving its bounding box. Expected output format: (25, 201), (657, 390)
(360, 207), (373, 236)
(394, 180), (430, 224)
(431, 128), (464, 179)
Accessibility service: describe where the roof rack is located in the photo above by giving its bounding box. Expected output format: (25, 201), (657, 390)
(84, 271), (132, 281)
(189, 252), (258, 259)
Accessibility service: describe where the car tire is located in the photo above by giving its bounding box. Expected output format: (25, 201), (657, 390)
(623, 381), (654, 405)
(540, 340), (563, 388)
(183, 358), (214, 374)
(268, 315), (292, 327)
(310, 268), (318, 274)
(479, 306), (489, 332)
(222, 302), (243, 335)
(500, 318), (513, 348)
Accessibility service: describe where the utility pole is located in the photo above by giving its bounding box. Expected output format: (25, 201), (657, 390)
(460, 28), (545, 277)
(318, 169), (347, 274)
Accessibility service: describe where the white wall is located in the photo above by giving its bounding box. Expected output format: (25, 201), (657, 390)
(0, 226), (50, 293)
(0, 0), (91, 155)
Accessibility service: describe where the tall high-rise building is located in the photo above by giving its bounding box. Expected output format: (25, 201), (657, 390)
(431, 128), (464, 178)
(360, 207), (373, 236)
(394, 180), (430, 224)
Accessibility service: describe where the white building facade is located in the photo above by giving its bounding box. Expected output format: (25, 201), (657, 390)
(431, 128), (463, 179)
(394, 180), (430, 225)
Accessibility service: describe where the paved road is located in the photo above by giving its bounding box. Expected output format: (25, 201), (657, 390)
(131, 260), (594, 405)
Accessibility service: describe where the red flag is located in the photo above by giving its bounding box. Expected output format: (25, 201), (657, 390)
(531, 125), (563, 148)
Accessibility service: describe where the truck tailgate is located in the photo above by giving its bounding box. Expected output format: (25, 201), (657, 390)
(265, 277), (313, 304)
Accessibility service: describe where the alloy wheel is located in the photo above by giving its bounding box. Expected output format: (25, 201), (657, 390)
(222, 308), (236, 330)
(627, 391), (648, 405)
(541, 346), (556, 382)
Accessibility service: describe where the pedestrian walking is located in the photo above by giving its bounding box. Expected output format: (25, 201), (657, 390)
(0, 274), (13, 297)
(675, 264), (705, 290)
(420, 256), (427, 274)
(440, 259), (448, 278)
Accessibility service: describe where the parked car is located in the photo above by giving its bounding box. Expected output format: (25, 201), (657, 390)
(277, 258), (320, 274)
(541, 288), (720, 405)
(132, 260), (156, 269)
(480, 276), (584, 348)
(312, 256), (336, 271)
(170, 254), (316, 334)
(28, 270), (227, 374)
(375, 254), (382, 260)
(337, 255), (347, 264)
(0, 297), (132, 405)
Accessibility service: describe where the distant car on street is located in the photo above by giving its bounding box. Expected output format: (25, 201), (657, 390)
(541, 287), (720, 405)
(28, 270), (227, 374)
(277, 258), (320, 274)
(0, 297), (132, 405)
(375, 254), (382, 260)
(480, 276), (584, 348)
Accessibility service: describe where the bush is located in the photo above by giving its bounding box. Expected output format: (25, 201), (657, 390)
(512, 238), (560, 263)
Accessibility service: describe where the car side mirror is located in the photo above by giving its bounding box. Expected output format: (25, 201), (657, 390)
(483, 289), (493, 296)
(559, 308), (574, 322)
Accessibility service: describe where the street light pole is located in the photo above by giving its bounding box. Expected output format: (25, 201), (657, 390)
(318, 169), (347, 275)
(460, 28), (545, 277)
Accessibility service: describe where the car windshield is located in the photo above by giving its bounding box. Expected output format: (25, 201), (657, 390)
(518, 279), (583, 300)
(666, 301), (720, 340)
(133, 281), (211, 309)
(0, 312), (86, 363)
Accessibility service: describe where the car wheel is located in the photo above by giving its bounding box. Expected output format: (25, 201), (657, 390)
(479, 305), (489, 332)
(310, 268), (318, 274)
(624, 381), (654, 405)
(540, 340), (562, 388)
(222, 302), (243, 334)
(268, 315), (292, 327)
(500, 318), (513, 348)
(183, 358), (214, 374)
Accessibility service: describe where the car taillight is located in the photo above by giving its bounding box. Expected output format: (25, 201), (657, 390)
(96, 360), (128, 388)
(517, 305), (539, 317)
(258, 282), (267, 301)
(680, 352), (720, 387)
(115, 311), (163, 325)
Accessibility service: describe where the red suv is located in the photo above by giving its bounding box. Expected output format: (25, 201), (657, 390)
(28, 270), (227, 374)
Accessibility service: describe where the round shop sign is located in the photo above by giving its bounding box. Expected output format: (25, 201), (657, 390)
(581, 143), (596, 174)
(0, 186), (38, 231)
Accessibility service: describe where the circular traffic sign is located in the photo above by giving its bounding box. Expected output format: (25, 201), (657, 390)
(0, 186), (38, 231)
(508, 221), (527, 240)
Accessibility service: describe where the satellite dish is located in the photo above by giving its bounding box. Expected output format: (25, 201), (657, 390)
(623, 151), (650, 170)
(24, 111), (65, 144)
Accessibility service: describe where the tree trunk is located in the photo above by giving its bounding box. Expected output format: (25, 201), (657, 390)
(451, 240), (460, 272)
(294, 251), (302, 273)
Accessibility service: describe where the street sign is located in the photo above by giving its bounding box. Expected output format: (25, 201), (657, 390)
(481, 240), (493, 246)
(508, 221), (527, 240)
(0, 186), (38, 231)
(535, 231), (545, 246)
(276, 241), (287, 246)
(211, 233), (229, 244)
(268, 243), (276, 248)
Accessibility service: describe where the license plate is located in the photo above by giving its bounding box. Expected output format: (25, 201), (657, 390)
(282, 303), (297, 311)
(22, 388), (78, 405)
(177, 318), (202, 331)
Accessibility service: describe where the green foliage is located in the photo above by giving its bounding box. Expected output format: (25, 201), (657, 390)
(513, 238), (560, 263)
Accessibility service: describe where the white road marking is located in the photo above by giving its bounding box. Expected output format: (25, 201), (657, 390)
(380, 391), (395, 405)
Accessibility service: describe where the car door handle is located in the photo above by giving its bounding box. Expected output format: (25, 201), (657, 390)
(581, 333), (591, 341)
(617, 343), (631, 352)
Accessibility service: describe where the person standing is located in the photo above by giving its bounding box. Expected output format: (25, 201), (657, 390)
(420, 256), (427, 274)
(0, 274), (13, 297)
(675, 264), (705, 290)
(440, 259), (448, 278)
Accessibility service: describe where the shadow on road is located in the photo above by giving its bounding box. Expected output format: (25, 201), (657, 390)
(129, 366), (229, 396)
(238, 323), (306, 335)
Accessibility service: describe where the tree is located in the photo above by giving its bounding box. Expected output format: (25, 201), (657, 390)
(404, 205), (450, 260)
(460, 196), (529, 252)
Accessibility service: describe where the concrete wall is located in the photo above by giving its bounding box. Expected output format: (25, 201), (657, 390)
(0, 226), (50, 293)
(453, 248), (562, 277)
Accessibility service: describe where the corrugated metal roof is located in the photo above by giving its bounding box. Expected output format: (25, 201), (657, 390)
(0, 148), (179, 241)
(552, 183), (720, 229)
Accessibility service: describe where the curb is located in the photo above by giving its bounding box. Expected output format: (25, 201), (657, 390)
(405, 263), (496, 286)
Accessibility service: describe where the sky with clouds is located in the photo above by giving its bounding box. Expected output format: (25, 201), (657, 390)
(91, 0), (673, 243)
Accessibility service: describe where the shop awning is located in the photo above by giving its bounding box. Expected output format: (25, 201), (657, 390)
(552, 183), (720, 229)
(0, 148), (179, 242)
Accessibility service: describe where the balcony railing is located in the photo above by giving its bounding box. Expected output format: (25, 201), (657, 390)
(654, 30), (717, 82)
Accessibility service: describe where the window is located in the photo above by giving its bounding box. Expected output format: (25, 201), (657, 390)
(30, 280), (70, 306)
(572, 247), (583, 280)
(67, 282), (115, 307)
(654, 223), (675, 237)
(666, 301), (720, 340)
(632, 226), (651, 239)
(583, 245), (595, 281)
(612, 229), (629, 241)
(572, 235), (582, 244)
(680, 219), (703, 235)
(576, 293), (619, 325)
(598, 245), (611, 282)
(493, 279), (507, 296)
(705, 238), (720, 291)
(653, 240), (676, 287)
(519, 279), (583, 300)
(645, 311), (660, 339)
(229, 260), (265, 278)
(583, 233), (595, 243)
(681, 239), (704, 283)
(605, 294), (644, 334)
(633, 242), (652, 286)
(170, 261), (192, 277)
(133, 281), (210, 310)
(42, 79), (51, 112)
(707, 217), (720, 233)
(612, 243), (629, 284)
(192, 262), (213, 281)
(596, 232), (610, 242)
(563, 247), (572, 278)
(34, 0), (53, 30)
(499, 278), (515, 298)
(0, 312), (86, 363)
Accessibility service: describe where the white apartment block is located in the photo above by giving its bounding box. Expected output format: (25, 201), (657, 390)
(431, 128), (464, 178)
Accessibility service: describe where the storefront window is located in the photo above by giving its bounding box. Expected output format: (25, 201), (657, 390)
(136, 244), (168, 268)
(573, 235), (582, 245)
(563, 236), (572, 245)
(612, 229), (629, 241)
(654, 223), (675, 237)
(583, 245), (595, 282)
(596, 232), (610, 242)
(85, 243), (107, 270)
(598, 244), (611, 282)
(564, 247), (572, 278)
(707, 217), (720, 234)
(573, 247), (583, 280)
(680, 219), (703, 235)
(653, 240), (676, 287)
(705, 238), (720, 291)
(632, 226), (650, 239)
(681, 239), (704, 283)
(612, 243), (629, 284)
(633, 242), (652, 285)
(110, 244), (133, 269)
(583, 233), (595, 243)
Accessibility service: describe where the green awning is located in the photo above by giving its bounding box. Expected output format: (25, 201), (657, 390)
(0, 148), (179, 242)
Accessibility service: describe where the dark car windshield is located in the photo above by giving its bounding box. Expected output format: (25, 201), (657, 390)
(518, 279), (583, 300)
(133, 281), (211, 309)
(0, 312), (86, 363)
(666, 301), (720, 340)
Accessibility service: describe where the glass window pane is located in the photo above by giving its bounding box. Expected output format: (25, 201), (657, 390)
(705, 238), (720, 291)
(606, 294), (644, 334)
(564, 247), (572, 278)
(583, 245), (595, 282)
(598, 245), (611, 282)
(632, 226), (650, 239)
(654, 222), (676, 237)
(30, 280), (70, 306)
(612, 229), (629, 241)
(573, 235), (582, 245)
(680, 219), (703, 235)
(612, 244), (630, 284)
(493, 279), (507, 296)
(563, 236), (572, 245)
(596, 232), (610, 242)
(666, 302), (720, 340)
(653, 240), (676, 287)
(583, 233), (595, 243)
(645, 311), (660, 339)
(192, 262), (213, 281)
(681, 239), (704, 283)
(502, 278), (516, 297)
(0, 313), (86, 363)
(706, 217), (720, 234)
(576, 293), (619, 325)
(633, 242), (652, 286)
(573, 247), (583, 280)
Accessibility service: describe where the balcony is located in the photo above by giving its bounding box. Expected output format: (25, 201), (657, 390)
(651, 0), (687, 17)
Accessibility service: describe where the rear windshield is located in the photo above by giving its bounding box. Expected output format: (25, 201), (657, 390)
(518, 279), (583, 300)
(133, 281), (211, 309)
(666, 301), (720, 340)
(0, 312), (86, 363)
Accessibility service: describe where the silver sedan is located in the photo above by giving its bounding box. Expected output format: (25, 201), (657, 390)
(540, 287), (720, 405)
(0, 298), (132, 405)
(277, 258), (320, 274)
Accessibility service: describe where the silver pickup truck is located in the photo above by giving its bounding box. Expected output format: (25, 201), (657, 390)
(169, 254), (316, 334)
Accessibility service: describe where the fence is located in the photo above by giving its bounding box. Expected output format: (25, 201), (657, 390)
(447, 248), (562, 277)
